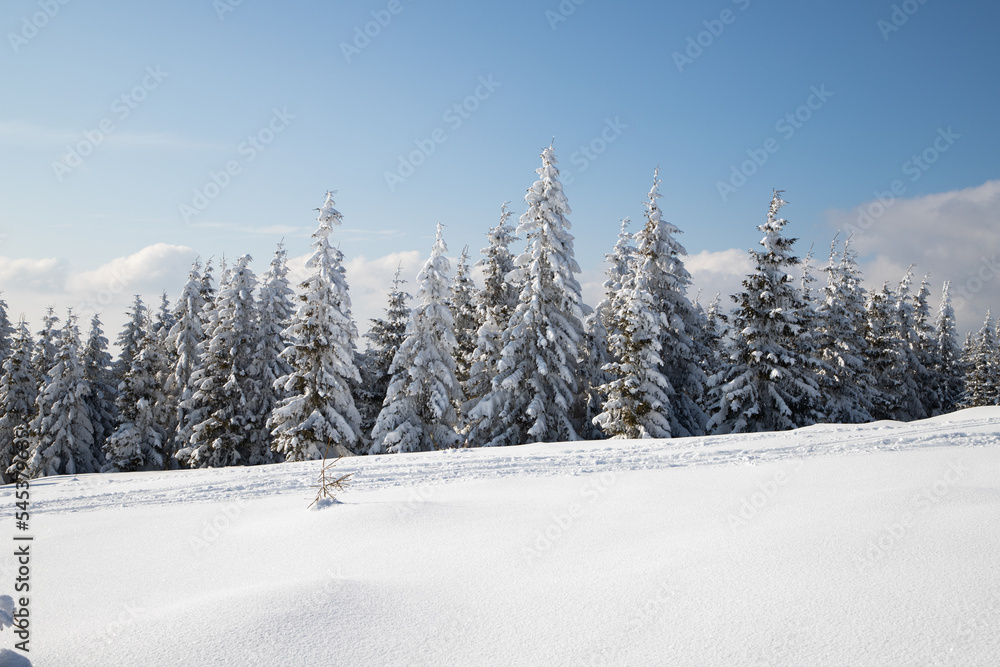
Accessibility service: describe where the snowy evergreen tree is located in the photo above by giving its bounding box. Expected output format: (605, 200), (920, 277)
(467, 146), (587, 447)
(27, 316), (98, 477)
(113, 296), (147, 390)
(934, 282), (964, 413)
(635, 169), (708, 436)
(577, 307), (610, 440)
(697, 293), (729, 382)
(269, 192), (363, 461)
(598, 218), (636, 333)
(960, 311), (999, 407)
(450, 246), (480, 391)
(256, 243), (296, 462)
(358, 266), (411, 445)
(371, 224), (463, 453)
(80, 315), (117, 456)
(464, 203), (520, 435)
(0, 322), (36, 483)
(33, 307), (60, 383)
(166, 260), (207, 459)
(0, 296), (14, 364)
(593, 250), (673, 439)
(892, 270), (928, 420)
(815, 237), (873, 424)
(708, 190), (821, 434)
(863, 284), (907, 421)
(103, 315), (170, 473)
(910, 275), (943, 416)
(178, 255), (267, 467)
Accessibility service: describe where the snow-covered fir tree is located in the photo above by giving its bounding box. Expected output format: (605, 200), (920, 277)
(635, 169), (708, 436)
(357, 266), (411, 445)
(450, 246), (480, 390)
(0, 322), (36, 483)
(598, 217), (636, 333)
(0, 296), (14, 363)
(269, 192), (363, 461)
(33, 307), (60, 383)
(892, 270), (929, 420)
(910, 275), (943, 416)
(166, 260), (207, 457)
(103, 315), (170, 472)
(863, 284), (907, 420)
(593, 243), (673, 439)
(960, 311), (999, 407)
(467, 146), (587, 446)
(934, 282), (964, 413)
(80, 315), (117, 456)
(177, 255), (267, 467)
(577, 307), (610, 441)
(256, 243), (296, 462)
(463, 203), (520, 438)
(815, 237), (873, 424)
(27, 316), (99, 477)
(696, 293), (729, 382)
(113, 297), (147, 390)
(708, 190), (821, 434)
(371, 224), (463, 453)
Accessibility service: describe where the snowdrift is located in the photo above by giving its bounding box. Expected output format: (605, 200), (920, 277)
(5, 408), (1000, 665)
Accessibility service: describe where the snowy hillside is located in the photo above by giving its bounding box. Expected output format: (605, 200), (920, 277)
(7, 408), (1000, 666)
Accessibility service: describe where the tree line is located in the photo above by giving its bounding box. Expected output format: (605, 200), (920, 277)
(1, 146), (996, 479)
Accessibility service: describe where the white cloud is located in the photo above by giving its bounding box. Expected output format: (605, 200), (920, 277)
(685, 248), (754, 307)
(825, 179), (1000, 332)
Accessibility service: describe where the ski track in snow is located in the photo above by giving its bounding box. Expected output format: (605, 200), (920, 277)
(19, 408), (1000, 515)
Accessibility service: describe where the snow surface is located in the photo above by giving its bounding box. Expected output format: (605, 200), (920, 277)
(5, 408), (1000, 665)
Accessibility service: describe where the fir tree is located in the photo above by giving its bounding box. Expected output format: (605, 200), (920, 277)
(960, 311), (999, 407)
(697, 293), (729, 382)
(178, 255), (267, 467)
(464, 203), (520, 438)
(358, 266), (411, 445)
(815, 237), (873, 424)
(708, 190), (821, 434)
(864, 284), (906, 420)
(113, 297), (147, 390)
(934, 282), (964, 413)
(892, 270), (928, 420)
(467, 146), (587, 446)
(166, 260), (207, 459)
(635, 169), (707, 436)
(103, 316), (169, 472)
(450, 246), (480, 390)
(80, 315), (117, 456)
(911, 275), (943, 416)
(27, 316), (98, 477)
(257, 243), (296, 462)
(0, 322), (36, 483)
(269, 192), (363, 461)
(0, 295), (14, 364)
(33, 307), (60, 383)
(371, 224), (463, 453)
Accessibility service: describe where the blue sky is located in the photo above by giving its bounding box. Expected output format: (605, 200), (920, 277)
(2, 0), (998, 339)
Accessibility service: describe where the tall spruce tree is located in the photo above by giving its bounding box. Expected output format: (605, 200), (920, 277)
(0, 296), (14, 364)
(166, 261), (207, 458)
(257, 243), (296, 463)
(464, 204), (520, 441)
(893, 270), (928, 420)
(960, 311), (999, 407)
(864, 284), (906, 420)
(467, 145), (586, 446)
(708, 190), (821, 434)
(358, 266), (411, 445)
(815, 237), (873, 424)
(269, 192), (363, 461)
(371, 224), (463, 453)
(27, 316), (98, 477)
(81, 315), (118, 456)
(0, 322), (36, 483)
(33, 307), (61, 383)
(934, 282), (964, 413)
(450, 246), (480, 392)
